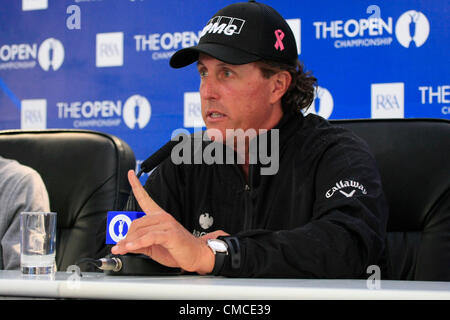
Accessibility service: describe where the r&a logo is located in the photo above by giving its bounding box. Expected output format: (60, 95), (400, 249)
(21, 99), (47, 129)
(96, 32), (124, 67)
(371, 83), (404, 118)
(184, 92), (205, 128)
(22, 0), (48, 11)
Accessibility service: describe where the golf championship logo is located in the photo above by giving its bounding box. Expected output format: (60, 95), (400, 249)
(395, 10), (430, 48)
(312, 7), (431, 50)
(38, 38), (65, 71)
(123, 95), (152, 129)
(106, 211), (145, 244)
(108, 214), (132, 243)
(304, 86), (334, 119)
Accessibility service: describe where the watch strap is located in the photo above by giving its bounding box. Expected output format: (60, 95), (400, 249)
(219, 236), (241, 270)
(210, 249), (227, 275)
(208, 236), (241, 275)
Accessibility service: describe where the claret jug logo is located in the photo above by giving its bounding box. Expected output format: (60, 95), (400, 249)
(38, 38), (65, 71)
(108, 214), (132, 243)
(395, 10), (430, 48)
(304, 86), (334, 119)
(123, 95), (152, 129)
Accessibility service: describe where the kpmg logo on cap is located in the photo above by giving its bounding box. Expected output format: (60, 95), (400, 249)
(200, 16), (246, 37)
(395, 10), (430, 48)
(106, 211), (145, 244)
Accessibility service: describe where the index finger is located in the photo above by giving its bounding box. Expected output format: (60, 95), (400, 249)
(128, 170), (164, 214)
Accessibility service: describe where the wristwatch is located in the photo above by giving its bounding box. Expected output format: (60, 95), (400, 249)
(207, 239), (228, 275)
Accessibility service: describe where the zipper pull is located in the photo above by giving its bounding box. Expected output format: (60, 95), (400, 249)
(244, 184), (250, 191)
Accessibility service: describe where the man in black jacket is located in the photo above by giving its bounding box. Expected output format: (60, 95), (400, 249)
(112, 1), (389, 278)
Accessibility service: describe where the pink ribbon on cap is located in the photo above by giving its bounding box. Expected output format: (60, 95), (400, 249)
(274, 29), (285, 51)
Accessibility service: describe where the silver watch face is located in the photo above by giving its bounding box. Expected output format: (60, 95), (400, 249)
(208, 239), (228, 253)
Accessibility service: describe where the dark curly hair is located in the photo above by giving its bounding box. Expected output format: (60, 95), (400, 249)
(256, 59), (317, 114)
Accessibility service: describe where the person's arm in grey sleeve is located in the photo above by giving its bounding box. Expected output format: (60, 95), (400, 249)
(1, 169), (50, 270)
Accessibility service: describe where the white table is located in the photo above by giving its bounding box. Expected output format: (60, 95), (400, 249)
(0, 270), (449, 300)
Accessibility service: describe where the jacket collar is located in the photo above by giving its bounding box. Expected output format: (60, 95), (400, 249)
(273, 111), (304, 146)
(244, 111), (304, 188)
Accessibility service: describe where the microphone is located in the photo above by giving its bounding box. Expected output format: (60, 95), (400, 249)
(125, 131), (204, 211)
(77, 254), (184, 276)
(76, 257), (122, 272)
(137, 139), (179, 178)
(124, 138), (177, 211)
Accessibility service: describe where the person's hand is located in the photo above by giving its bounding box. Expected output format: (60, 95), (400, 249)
(111, 170), (219, 274)
(201, 230), (230, 241)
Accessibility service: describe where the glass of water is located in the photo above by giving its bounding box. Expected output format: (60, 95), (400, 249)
(20, 212), (57, 275)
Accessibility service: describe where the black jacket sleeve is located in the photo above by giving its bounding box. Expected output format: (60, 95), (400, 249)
(220, 135), (389, 278)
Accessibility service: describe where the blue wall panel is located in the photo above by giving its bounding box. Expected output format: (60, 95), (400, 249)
(1, 0), (448, 180)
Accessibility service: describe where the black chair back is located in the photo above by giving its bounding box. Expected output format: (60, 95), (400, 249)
(0, 129), (136, 272)
(331, 119), (450, 281)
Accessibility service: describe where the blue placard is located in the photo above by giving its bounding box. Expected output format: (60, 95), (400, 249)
(106, 211), (145, 245)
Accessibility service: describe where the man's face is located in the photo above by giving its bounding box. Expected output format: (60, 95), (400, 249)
(196, 54), (283, 140)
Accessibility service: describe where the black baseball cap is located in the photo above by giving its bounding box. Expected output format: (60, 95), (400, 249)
(169, 0), (298, 68)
